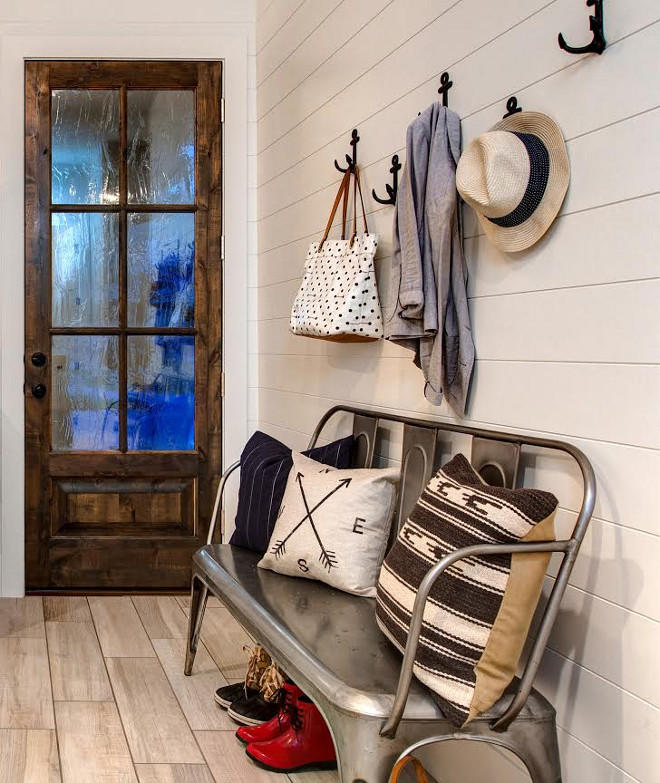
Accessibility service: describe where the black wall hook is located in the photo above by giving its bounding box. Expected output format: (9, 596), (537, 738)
(558, 0), (606, 55)
(372, 154), (402, 206)
(334, 129), (360, 173)
(503, 96), (523, 119)
(437, 71), (453, 107)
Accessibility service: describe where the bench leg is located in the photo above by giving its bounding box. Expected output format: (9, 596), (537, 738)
(184, 575), (208, 676)
(322, 706), (405, 783)
(499, 717), (562, 783)
(334, 729), (394, 783)
(320, 707), (561, 783)
(405, 718), (562, 783)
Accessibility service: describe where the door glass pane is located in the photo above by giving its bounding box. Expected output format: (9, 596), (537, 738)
(52, 336), (119, 451)
(127, 213), (194, 327)
(128, 336), (194, 451)
(127, 90), (195, 204)
(52, 213), (119, 327)
(51, 90), (120, 204)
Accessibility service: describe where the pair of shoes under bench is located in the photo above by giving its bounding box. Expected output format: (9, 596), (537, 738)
(214, 681), (258, 710)
(215, 682), (281, 726)
(215, 644), (285, 726)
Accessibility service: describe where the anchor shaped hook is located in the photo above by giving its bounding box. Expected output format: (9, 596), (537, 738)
(437, 71), (453, 108)
(372, 154), (402, 206)
(334, 129), (360, 173)
(558, 0), (606, 55)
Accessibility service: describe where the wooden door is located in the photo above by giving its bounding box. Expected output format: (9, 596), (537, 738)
(25, 61), (223, 592)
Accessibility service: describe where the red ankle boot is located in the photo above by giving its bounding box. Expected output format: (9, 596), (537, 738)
(236, 682), (303, 745)
(246, 696), (337, 772)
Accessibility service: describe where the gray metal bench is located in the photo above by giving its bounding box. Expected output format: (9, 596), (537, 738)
(184, 406), (596, 783)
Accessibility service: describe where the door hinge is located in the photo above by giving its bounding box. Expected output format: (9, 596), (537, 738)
(220, 372), (226, 398)
(220, 97), (225, 124)
(220, 235), (225, 261)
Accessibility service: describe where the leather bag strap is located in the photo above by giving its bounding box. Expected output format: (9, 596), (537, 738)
(341, 167), (350, 239)
(390, 756), (429, 783)
(319, 169), (351, 250)
(349, 164), (369, 244)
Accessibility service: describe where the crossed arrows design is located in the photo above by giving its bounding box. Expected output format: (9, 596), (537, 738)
(271, 472), (352, 571)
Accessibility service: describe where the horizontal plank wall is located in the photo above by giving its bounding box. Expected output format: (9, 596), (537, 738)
(253, 1), (660, 782)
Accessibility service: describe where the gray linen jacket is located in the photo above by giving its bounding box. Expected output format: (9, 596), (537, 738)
(383, 103), (474, 416)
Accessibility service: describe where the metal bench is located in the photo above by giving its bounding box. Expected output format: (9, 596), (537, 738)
(184, 406), (596, 783)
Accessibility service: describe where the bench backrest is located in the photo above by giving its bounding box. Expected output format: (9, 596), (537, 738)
(307, 405), (596, 726)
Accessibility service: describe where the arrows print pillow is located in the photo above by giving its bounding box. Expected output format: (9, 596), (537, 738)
(258, 452), (399, 597)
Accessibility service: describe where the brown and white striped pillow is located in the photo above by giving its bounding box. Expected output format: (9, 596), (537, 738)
(376, 454), (557, 727)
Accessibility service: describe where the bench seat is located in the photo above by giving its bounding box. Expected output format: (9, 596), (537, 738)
(194, 544), (554, 725)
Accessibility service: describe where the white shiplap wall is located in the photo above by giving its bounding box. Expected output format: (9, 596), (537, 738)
(253, 1), (660, 781)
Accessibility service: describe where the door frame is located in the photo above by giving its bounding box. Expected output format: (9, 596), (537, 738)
(0, 31), (250, 596)
(25, 59), (222, 592)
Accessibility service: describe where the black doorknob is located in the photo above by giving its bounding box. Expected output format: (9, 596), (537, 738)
(31, 384), (47, 398)
(31, 352), (47, 367)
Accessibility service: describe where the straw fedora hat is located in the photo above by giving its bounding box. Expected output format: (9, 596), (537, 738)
(456, 112), (569, 252)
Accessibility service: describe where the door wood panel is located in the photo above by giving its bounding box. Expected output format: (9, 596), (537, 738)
(24, 61), (223, 591)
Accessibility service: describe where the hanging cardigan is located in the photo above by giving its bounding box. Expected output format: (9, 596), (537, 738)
(383, 103), (474, 417)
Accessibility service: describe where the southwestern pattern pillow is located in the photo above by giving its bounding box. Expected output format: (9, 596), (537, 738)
(376, 453), (557, 727)
(229, 431), (354, 553)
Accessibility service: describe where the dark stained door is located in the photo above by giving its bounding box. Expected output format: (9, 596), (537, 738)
(25, 61), (223, 591)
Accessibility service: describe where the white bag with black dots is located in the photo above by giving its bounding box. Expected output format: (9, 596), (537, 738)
(290, 166), (382, 342)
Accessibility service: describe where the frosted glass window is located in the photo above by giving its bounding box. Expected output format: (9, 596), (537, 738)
(51, 336), (119, 451)
(127, 90), (195, 204)
(48, 82), (200, 456)
(127, 212), (194, 327)
(52, 212), (119, 327)
(127, 336), (194, 451)
(51, 90), (120, 204)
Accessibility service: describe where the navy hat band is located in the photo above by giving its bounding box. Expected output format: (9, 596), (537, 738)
(487, 132), (550, 229)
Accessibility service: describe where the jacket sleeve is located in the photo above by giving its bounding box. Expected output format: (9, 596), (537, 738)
(395, 122), (429, 320)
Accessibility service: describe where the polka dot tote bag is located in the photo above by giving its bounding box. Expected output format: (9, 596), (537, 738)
(290, 166), (382, 342)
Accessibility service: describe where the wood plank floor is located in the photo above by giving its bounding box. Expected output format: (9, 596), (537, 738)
(0, 597), (339, 783)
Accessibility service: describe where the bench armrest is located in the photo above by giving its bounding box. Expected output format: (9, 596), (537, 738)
(206, 460), (241, 545)
(380, 539), (572, 739)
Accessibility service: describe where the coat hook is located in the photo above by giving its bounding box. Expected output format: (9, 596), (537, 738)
(372, 154), (402, 206)
(334, 128), (360, 173)
(437, 71), (453, 108)
(558, 0), (606, 55)
(503, 96), (523, 119)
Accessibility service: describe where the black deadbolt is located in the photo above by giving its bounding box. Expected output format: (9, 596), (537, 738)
(31, 384), (47, 398)
(31, 352), (47, 367)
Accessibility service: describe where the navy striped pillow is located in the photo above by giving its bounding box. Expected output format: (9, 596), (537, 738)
(229, 430), (354, 553)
